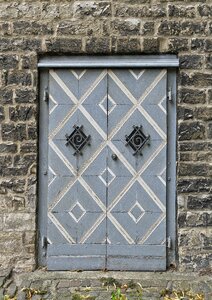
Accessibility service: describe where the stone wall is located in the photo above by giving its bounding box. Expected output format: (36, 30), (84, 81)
(0, 0), (211, 273)
(1, 270), (212, 300)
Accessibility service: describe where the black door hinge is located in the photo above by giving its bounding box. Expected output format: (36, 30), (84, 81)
(42, 236), (49, 249)
(167, 87), (172, 102)
(43, 86), (49, 102)
(167, 236), (172, 249)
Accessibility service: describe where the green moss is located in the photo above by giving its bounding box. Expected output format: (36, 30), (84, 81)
(72, 293), (96, 300)
(72, 294), (83, 300)
(127, 280), (137, 289)
(100, 277), (121, 287)
(161, 289), (205, 300)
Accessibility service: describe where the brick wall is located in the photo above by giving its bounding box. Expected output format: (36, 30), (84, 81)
(0, 0), (211, 273)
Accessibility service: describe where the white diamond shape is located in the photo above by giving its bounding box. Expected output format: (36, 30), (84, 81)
(48, 166), (56, 187)
(49, 95), (58, 115)
(158, 95), (166, 114)
(102, 237), (111, 244)
(128, 201), (145, 224)
(108, 95), (117, 114)
(157, 167), (166, 186)
(99, 95), (116, 115)
(98, 167), (116, 187)
(129, 69), (145, 80)
(71, 70), (86, 80)
(69, 201), (86, 223)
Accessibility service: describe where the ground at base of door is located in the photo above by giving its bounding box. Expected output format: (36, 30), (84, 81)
(0, 269), (212, 300)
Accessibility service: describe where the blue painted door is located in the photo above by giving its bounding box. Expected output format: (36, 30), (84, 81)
(47, 68), (167, 270)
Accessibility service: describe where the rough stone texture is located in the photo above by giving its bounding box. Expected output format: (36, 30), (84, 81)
(0, 270), (212, 300)
(0, 0), (211, 279)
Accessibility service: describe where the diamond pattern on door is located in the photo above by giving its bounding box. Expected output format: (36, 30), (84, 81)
(47, 68), (167, 271)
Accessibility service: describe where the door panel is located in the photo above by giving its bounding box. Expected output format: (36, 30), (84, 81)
(47, 69), (107, 270)
(107, 68), (167, 270)
(46, 67), (167, 271)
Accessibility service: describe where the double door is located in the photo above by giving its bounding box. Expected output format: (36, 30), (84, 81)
(46, 68), (167, 270)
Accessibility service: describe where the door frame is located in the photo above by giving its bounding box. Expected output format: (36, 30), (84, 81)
(37, 55), (179, 269)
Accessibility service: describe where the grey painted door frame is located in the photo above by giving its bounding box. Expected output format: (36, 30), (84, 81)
(38, 55), (179, 269)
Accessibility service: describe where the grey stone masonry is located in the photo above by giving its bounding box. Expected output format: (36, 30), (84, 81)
(0, 0), (211, 276)
(1, 270), (212, 300)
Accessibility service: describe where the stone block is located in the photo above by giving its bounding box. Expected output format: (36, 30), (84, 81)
(158, 21), (181, 36)
(0, 143), (17, 153)
(9, 106), (36, 122)
(14, 154), (36, 169)
(0, 232), (23, 253)
(193, 151), (212, 162)
(57, 280), (71, 288)
(179, 55), (203, 69)
(0, 178), (26, 194)
(41, 3), (60, 20)
(86, 38), (110, 53)
(181, 254), (212, 272)
(114, 4), (166, 18)
(205, 40), (212, 52)
(112, 19), (140, 36)
(194, 107), (212, 121)
(57, 21), (100, 36)
(206, 55), (212, 69)
(4, 213), (35, 231)
(191, 38), (205, 51)
(27, 124), (37, 140)
(0, 22), (11, 36)
(200, 232), (212, 250)
(73, 2), (111, 18)
(208, 89), (212, 104)
(45, 38), (82, 53)
(178, 178), (212, 193)
(0, 155), (12, 167)
(16, 3), (41, 20)
(15, 88), (36, 104)
(20, 142), (37, 154)
(207, 122), (212, 139)
(59, 3), (74, 19)
(179, 211), (212, 228)
(179, 152), (193, 162)
(2, 124), (27, 142)
(141, 21), (154, 35)
(180, 141), (208, 152)
(113, 0), (150, 3)
(116, 38), (140, 53)
(0, 106), (4, 122)
(13, 21), (53, 36)
(168, 38), (189, 52)
(0, 54), (18, 70)
(10, 38), (42, 52)
(178, 106), (193, 120)
(143, 38), (159, 53)
(20, 55), (37, 70)
(178, 163), (208, 177)
(178, 121), (205, 141)
(168, 5), (196, 18)
(7, 71), (32, 86)
(180, 72), (212, 87)
(179, 88), (206, 104)
(181, 21), (208, 36)
(16, 291), (27, 300)
(198, 4), (212, 17)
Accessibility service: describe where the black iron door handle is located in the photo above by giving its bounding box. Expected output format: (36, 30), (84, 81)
(111, 153), (118, 161)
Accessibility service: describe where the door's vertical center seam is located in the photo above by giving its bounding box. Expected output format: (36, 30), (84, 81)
(105, 68), (109, 270)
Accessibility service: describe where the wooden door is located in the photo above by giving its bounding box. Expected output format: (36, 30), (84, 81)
(46, 68), (167, 270)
